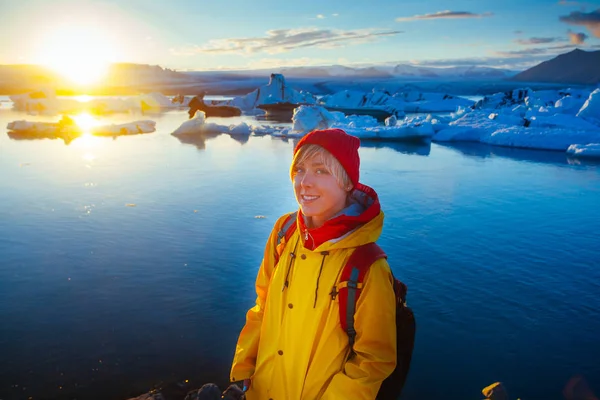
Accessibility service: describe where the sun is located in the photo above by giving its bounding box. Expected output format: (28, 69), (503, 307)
(37, 25), (115, 85)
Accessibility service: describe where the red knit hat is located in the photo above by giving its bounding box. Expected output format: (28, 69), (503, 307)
(293, 128), (361, 187)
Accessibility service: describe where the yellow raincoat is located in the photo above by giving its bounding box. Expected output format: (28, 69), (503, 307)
(231, 207), (396, 400)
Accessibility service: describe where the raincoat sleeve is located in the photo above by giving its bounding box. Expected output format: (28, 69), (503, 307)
(230, 215), (288, 382)
(321, 259), (397, 400)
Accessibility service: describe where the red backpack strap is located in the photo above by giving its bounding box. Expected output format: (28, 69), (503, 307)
(337, 242), (387, 350)
(274, 211), (297, 265)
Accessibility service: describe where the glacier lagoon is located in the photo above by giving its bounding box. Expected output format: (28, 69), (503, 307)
(1, 100), (600, 400)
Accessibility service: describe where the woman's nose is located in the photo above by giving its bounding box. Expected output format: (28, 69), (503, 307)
(300, 172), (313, 187)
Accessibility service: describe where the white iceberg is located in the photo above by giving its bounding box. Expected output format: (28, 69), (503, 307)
(318, 90), (405, 117)
(172, 110), (266, 137)
(577, 89), (600, 124)
(554, 94), (589, 115)
(227, 74), (317, 111)
(395, 91), (474, 113)
(90, 120), (156, 136)
(171, 111), (207, 135)
(291, 105), (343, 133)
(6, 116), (155, 138)
(434, 109), (600, 151)
(139, 92), (179, 110)
(289, 105), (433, 141)
(528, 114), (600, 131)
(9, 89), (187, 115)
(229, 122), (252, 135)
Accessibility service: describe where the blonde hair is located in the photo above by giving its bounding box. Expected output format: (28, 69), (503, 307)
(290, 144), (352, 190)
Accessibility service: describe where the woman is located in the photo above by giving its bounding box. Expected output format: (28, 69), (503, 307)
(231, 128), (397, 400)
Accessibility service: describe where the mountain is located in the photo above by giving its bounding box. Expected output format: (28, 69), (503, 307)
(0, 63), (196, 95)
(510, 49), (600, 85)
(208, 64), (515, 80)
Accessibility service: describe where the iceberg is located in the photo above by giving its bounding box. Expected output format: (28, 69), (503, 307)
(576, 89), (600, 124)
(395, 91), (474, 113)
(289, 105), (433, 141)
(318, 90), (405, 118)
(6, 116), (155, 143)
(171, 110), (276, 137)
(9, 89), (187, 115)
(474, 88), (532, 109)
(291, 106), (343, 133)
(139, 92), (179, 110)
(553, 94), (589, 114)
(172, 110), (208, 135)
(226, 74), (317, 111)
(566, 144), (600, 158)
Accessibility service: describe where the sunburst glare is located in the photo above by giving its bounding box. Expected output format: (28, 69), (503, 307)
(73, 132), (103, 149)
(71, 112), (101, 132)
(37, 25), (114, 85)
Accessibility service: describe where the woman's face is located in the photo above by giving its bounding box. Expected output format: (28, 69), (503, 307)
(293, 153), (348, 229)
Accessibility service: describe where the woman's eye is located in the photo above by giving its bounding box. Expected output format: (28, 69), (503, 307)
(295, 167), (304, 173)
(316, 169), (328, 175)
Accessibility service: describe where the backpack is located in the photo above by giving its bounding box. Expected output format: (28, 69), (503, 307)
(275, 212), (416, 400)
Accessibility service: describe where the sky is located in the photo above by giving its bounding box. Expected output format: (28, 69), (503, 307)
(1, 0), (600, 72)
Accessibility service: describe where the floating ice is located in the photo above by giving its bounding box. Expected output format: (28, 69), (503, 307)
(289, 105), (433, 141)
(396, 91), (474, 113)
(318, 90), (405, 116)
(577, 89), (600, 124)
(9, 89), (186, 115)
(6, 116), (155, 143)
(567, 143), (600, 158)
(226, 74), (317, 111)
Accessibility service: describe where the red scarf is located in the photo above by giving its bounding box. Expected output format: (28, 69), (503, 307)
(297, 183), (381, 250)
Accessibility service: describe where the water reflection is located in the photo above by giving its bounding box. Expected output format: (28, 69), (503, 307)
(172, 132), (252, 150)
(7, 127), (81, 145)
(229, 134), (249, 145)
(172, 132), (222, 150)
(438, 142), (600, 167)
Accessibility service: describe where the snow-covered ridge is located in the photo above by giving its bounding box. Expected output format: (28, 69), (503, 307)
(185, 64), (516, 80)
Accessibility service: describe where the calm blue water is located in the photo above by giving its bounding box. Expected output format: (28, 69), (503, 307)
(1, 99), (599, 400)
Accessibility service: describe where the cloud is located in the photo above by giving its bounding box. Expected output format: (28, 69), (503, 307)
(559, 9), (600, 37)
(411, 43), (580, 70)
(245, 57), (332, 69)
(568, 31), (588, 43)
(396, 10), (493, 22)
(514, 30), (523, 34)
(316, 14), (325, 19)
(514, 37), (564, 45)
(494, 48), (552, 57)
(408, 55), (546, 70)
(172, 28), (403, 55)
(494, 44), (576, 58)
(332, 13), (339, 17)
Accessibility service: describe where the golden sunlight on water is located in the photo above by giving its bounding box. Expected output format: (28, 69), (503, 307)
(82, 152), (96, 162)
(72, 132), (102, 149)
(71, 113), (102, 132)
